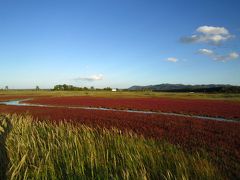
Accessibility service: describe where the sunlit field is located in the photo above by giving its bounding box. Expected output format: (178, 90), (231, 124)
(1, 114), (220, 179)
(0, 91), (240, 179)
(1, 0), (240, 179)
(1, 90), (240, 101)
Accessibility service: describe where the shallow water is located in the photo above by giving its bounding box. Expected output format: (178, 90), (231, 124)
(0, 99), (239, 123)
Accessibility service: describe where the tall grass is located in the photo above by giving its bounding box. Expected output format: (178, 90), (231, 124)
(0, 114), (221, 179)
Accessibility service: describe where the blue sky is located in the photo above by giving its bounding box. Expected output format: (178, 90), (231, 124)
(0, 0), (240, 89)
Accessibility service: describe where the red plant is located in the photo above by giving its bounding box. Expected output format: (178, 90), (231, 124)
(27, 96), (240, 119)
(0, 102), (239, 178)
(0, 96), (33, 102)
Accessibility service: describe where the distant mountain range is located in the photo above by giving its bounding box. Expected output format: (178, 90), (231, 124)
(128, 84), (240, 93)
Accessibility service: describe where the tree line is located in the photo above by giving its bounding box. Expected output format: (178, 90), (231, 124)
(53, 84), (113, 91)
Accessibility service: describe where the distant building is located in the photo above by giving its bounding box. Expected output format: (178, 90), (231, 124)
(112, 89), (117, 92)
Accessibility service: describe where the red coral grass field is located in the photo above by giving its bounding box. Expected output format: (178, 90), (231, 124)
(0, 103), (239, 178)
(0, 95), (33, 102)
(27, 96), (240, 119)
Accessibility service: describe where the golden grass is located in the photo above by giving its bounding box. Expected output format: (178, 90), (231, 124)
(0, 114), (221, 179)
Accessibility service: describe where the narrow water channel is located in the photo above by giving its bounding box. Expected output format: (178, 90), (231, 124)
(0, 99), (239, 123)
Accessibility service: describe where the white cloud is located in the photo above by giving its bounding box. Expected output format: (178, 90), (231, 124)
(196, 26), (229, 35)
(181, 26), (233, 45)
(198, 48), (239, 62)
(198, 49), (214, 56)
(228, 52), (239, 59)
(166, 57), (178, 62)
(75, 74), (104, 81)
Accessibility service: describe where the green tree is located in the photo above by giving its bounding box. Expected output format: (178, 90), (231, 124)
(83, 87), (88, 91)
(103, 87), (112, 91)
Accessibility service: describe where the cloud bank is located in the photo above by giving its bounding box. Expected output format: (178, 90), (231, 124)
(181, 26), (233, 45)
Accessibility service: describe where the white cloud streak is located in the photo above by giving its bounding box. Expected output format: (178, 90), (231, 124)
(181, 26), (234, 45)
(166, 57), (178, 62)
(198, 49), (214, 56)
(75, 74), (104, 81)
(198, 49), (239, 61)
